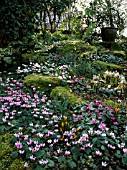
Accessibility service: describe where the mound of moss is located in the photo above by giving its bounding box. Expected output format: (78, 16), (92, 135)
(0, 133), (32, 170)
(24, 74), (62, 92)
(50, 86), (82, 105)
(102, 99), (121, 108)
(113, 50), (126, 58)
(56, 40), (97, 55)
(99, 50), (126, 58)
(92, 60), (124, 71)
(22, 53), (46, 63)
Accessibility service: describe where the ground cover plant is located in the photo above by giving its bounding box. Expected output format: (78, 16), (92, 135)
(0, 38), (127, 170)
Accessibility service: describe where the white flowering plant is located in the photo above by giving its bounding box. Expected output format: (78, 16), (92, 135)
(91, 70), (127, 96)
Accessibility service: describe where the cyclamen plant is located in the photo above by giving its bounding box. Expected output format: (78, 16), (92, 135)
(0, 76), (127, 169)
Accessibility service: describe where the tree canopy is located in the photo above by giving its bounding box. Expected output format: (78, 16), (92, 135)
(0, 0), (76, 47)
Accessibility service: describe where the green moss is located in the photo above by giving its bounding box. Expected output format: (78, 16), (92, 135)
(102, 100), (121, 108)
(22, 53), (46, 63)
(50, 86), (82, 105)
(92, 60), (124, 71)
(99, 49), (126, 58)
(0, 133), (32, 170)
(56, 40), (97, 55)
(9, 159), (32, 170)
(24, 74), (62, 91)
(0, 133), (14, 159)
(113, 50), (126, 58)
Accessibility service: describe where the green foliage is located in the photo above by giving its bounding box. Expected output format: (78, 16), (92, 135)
(69, 11), (83, 38)
(0, 0), (75, 49)
(52, 31), (70, 41)
(50, 86), (82, 105)
(72, 61), (96, 78)
(40, 0), (76, 33)
(84, 0), (126, 31)
(0, 47), (13, 67)
(0, 0), (38, 47)
(82, 23), (96, 42)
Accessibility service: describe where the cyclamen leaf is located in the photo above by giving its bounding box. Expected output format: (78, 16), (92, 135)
(48, 160), (55, 167)
(58, 156), (66, 163)
(101, 145), (105, 150)
(68, 161), (76, 168)
(11, 151), (18, 158)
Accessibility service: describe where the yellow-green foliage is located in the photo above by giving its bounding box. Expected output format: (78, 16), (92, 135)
(113, 50), (126, 58)
(99, 49), (126, 58)
(0, 133), (32, 170)
(24, 74), (62, 91)
(56, 40), (97, 55)
(102, 100), (121, 108)
(92, 60), (124, 70)
(50, 86), (82, 105)
(22, 53), (46, 63)
(80, 52), (89, 59)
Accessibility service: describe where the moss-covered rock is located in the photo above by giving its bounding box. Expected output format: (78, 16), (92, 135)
(50, 86), (82, 105)
(102, 99), (121, 108)
(24, 74), (62, 92)
(0, 133), (32, 170)
(92, 60), (124, 71)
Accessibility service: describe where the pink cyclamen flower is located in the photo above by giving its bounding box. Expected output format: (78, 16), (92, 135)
(92, 119), (98, 124)
(65, 151), (70, 156)
(19, 150), (25, 154)
(2, 118), (6, 122)
(95, 109), (99, 113)
(123, 148), (127, 154)
(113, 122), (118, 125)
(24, 135), (29, 140)
(47, 152), (50, 156)
(87, 104), (92, 110)
(39, 159), (48, 164)
(15, 141), (23, 149)
(71, 77), (76, 84)
(99, 122), (107, 130)
(14, 133), (20, 138)
(30, 155), (36, 161)
(96, 150), (102, 156)
(106, 107), (111, 111)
